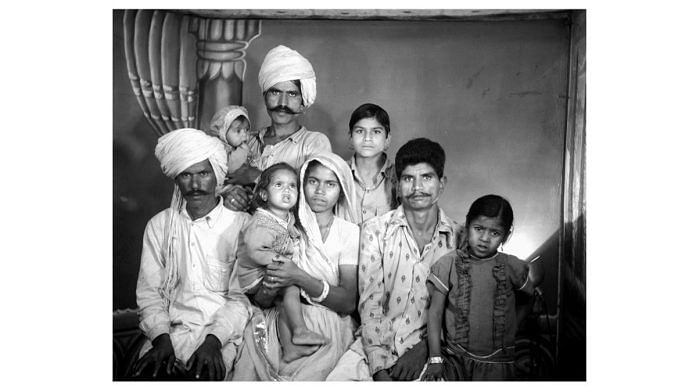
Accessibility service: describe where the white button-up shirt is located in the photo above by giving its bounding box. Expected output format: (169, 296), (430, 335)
(136, 199), (251, 362)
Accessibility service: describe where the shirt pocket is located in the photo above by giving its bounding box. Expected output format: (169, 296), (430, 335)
(204, 257), (232, 293)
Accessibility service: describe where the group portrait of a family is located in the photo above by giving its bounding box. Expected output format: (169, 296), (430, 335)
(113, 9), (586, 382)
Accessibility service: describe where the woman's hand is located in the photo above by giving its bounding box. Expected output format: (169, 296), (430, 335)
(264, 255), (305, 289)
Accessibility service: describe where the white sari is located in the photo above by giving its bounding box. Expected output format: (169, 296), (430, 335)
(231, 152), (360, 381)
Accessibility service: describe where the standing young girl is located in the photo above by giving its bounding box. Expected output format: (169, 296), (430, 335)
(421, 194), (543, 381)
(346, 103), (399, 223)
(236, 162), (327, 362)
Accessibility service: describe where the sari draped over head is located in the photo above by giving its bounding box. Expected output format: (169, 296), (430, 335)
(231, 152), (360, 381)
(296, 152), (359, 287)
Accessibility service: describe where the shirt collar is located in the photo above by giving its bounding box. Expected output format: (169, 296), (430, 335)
(349, 153), (393, 185)
(256, 126), (306, 146)
(180, 197), (224, 228)
(385, 205), (456, 249)
(350, 152), (392, 172)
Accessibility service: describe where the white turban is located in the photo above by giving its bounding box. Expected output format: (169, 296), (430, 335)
(207, 105), (250, 142)
(155, 128), (228, 186)
(258, 45), (317, 108)
(153, 128), (229, 307)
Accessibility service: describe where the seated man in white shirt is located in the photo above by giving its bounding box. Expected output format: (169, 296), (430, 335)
(133, 128), (251, 381)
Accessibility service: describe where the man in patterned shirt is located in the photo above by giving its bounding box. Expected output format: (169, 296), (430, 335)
(327, 138), (460, 381)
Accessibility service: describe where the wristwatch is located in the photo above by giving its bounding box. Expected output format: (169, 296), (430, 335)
(428, 356), (444, 364)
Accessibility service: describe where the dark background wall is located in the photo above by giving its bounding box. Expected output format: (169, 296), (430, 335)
(113, 11), (569, 312)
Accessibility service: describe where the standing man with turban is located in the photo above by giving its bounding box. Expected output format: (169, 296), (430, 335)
(134, 128), (252, 380)
(225, 45), (332, 211)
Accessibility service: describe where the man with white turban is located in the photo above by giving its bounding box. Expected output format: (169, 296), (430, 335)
(134, 128), (252, 380)
(224, 45), (332, 211)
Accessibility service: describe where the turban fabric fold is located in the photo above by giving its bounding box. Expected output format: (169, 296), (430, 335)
(155, 128), (228, 186)
(153, 128), (228, 306)
(258, 45), (317, 108)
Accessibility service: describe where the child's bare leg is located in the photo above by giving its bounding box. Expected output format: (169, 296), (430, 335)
(283, 285), (327, 345)
(278, 304), (321, 362)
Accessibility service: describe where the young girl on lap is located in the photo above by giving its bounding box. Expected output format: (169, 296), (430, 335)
(236, 162), (327, 361)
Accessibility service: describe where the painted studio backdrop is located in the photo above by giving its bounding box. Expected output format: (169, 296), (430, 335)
(113, 9), (585, 380)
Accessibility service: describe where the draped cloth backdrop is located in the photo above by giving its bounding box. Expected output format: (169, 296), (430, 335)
(123, 10), (261, 136)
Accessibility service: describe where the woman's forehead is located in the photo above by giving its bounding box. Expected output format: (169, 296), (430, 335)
(306, 163), (338, 180)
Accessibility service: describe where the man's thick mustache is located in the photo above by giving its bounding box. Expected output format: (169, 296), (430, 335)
(269, 105), (300, 115)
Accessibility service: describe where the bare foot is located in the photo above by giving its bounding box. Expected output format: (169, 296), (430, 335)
(282, 343), (321, 362)
(291, 327), (327, 346)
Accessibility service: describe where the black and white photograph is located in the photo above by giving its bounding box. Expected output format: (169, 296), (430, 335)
(112, 8), (585, 382)
(10, 1), (696, 389)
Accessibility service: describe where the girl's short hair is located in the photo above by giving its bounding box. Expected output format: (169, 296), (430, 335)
(349, 103), (391, 135)
(251, 162), (298, 212)
(465, 194), (515, 237)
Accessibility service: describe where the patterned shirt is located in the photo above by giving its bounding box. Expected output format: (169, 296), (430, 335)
(348, 154), (399, 223)
(247, 126), (332, 171)
(358, 205), (459, 375)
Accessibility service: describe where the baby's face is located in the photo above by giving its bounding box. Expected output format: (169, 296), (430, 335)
(225, 118), (250, 148)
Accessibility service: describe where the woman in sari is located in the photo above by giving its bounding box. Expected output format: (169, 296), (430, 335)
(231, 152), (360, 380)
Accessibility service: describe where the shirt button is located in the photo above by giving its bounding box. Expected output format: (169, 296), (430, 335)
(362, 209), (367, 214)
